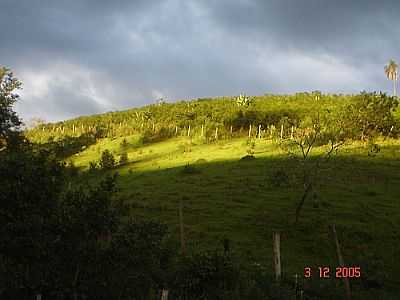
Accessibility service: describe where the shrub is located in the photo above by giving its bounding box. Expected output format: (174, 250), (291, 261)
(240, 154), (255, 161)
(246, 139), (256, 155)
(119, 152), (128, 165)
(343, 92), (399, 139)
(99, 149), (116, 170)
(89, 160), (99, 171)
(120, 138), (129, 151)
(181, 164), (201, 175)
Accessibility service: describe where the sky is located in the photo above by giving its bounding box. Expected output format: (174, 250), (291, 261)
(1, 0), (400, 122)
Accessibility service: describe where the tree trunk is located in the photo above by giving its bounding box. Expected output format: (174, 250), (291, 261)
(272, 232), (281, 283)
(295, 183), (312, 224)
(331, 225), (352, 300)
(179, 200), (186, 255)
(161, 289), (169, 300)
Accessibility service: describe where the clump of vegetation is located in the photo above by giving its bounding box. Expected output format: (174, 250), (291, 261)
(181, 163), (201, 175)
(236, 93), (253, 107)
(246, 139), (256, 155)
(99, 149), (116, 169)
(367, 140), (381, 157)
(171, 251), (298, 299)
(119, 152), (129, 165)
(343, 91), (399, 139)
(89, 160), (99, 171)
(120, 138), (129, 151)
(240, 154), (255, 161)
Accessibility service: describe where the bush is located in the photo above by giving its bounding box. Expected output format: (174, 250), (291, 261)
(240, 154), (255, 161)
(343, 92), (399, 139)
(246, 139), (256, 155)
(99, 149), (116, 169)
(119, 152), (128, 165)
(170, 251), (297, 300)
(120, 138), (129, 151)
(171, 252), (240, 299)
(89, 160), (99, 171)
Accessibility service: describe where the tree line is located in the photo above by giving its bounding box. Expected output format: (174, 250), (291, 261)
(26, 91), (399, 152)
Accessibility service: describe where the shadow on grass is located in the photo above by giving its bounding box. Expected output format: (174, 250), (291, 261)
(80, 141), (400, 296)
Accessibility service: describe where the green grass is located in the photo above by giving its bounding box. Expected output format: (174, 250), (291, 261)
(71, 136), (400, 297)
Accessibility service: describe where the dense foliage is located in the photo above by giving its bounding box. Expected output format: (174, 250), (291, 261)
(26, 92), (399, 147)
(0, 67), (23, 149)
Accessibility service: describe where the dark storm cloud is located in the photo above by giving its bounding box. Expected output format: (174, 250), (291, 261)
(204, 1), (400, 63)
(1, 0), (399, 121)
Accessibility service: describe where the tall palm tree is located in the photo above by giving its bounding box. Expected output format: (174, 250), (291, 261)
(384, 59), (398, 96)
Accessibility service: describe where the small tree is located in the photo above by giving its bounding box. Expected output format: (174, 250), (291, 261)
(120, 138), (129, 151)
(0, 67), (23, 149)
(236, 93), (253, 107)
(99, 149), (116, 170)
(343, 92), (398, 139)
(282, 111), (344, 224)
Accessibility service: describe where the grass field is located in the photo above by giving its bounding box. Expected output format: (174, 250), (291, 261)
(69, 134), (400, 298)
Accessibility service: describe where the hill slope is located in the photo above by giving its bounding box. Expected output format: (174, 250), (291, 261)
(26, 93), (400, 297)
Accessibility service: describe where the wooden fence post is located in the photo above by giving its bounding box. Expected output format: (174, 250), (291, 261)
(291, 126), (294, 139)
(280, 124), (284, 139)
(175, 125), (178, 136)
(273, 231), (281, 283)
(230, 125), (233, 137)
(36, 294), (42, 300)
(331, 224), (351, 300)
(161, 289), (169, 300)
(201, 124), (204, 137)
(248, 124), (252, 138)
(215, 127), (218, 140)
(258, 124), (262, 139)
(179, 199), (186, 255)
(187, 125), (191, 137)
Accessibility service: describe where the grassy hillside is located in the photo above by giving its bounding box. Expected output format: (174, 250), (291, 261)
(67, 133), (400, 297)
(26, 93), (400, 298)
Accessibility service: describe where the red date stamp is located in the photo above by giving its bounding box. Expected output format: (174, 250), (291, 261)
(304, 266), (361, 278)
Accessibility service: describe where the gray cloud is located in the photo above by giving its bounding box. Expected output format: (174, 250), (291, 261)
(1, 0), (399, 122)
